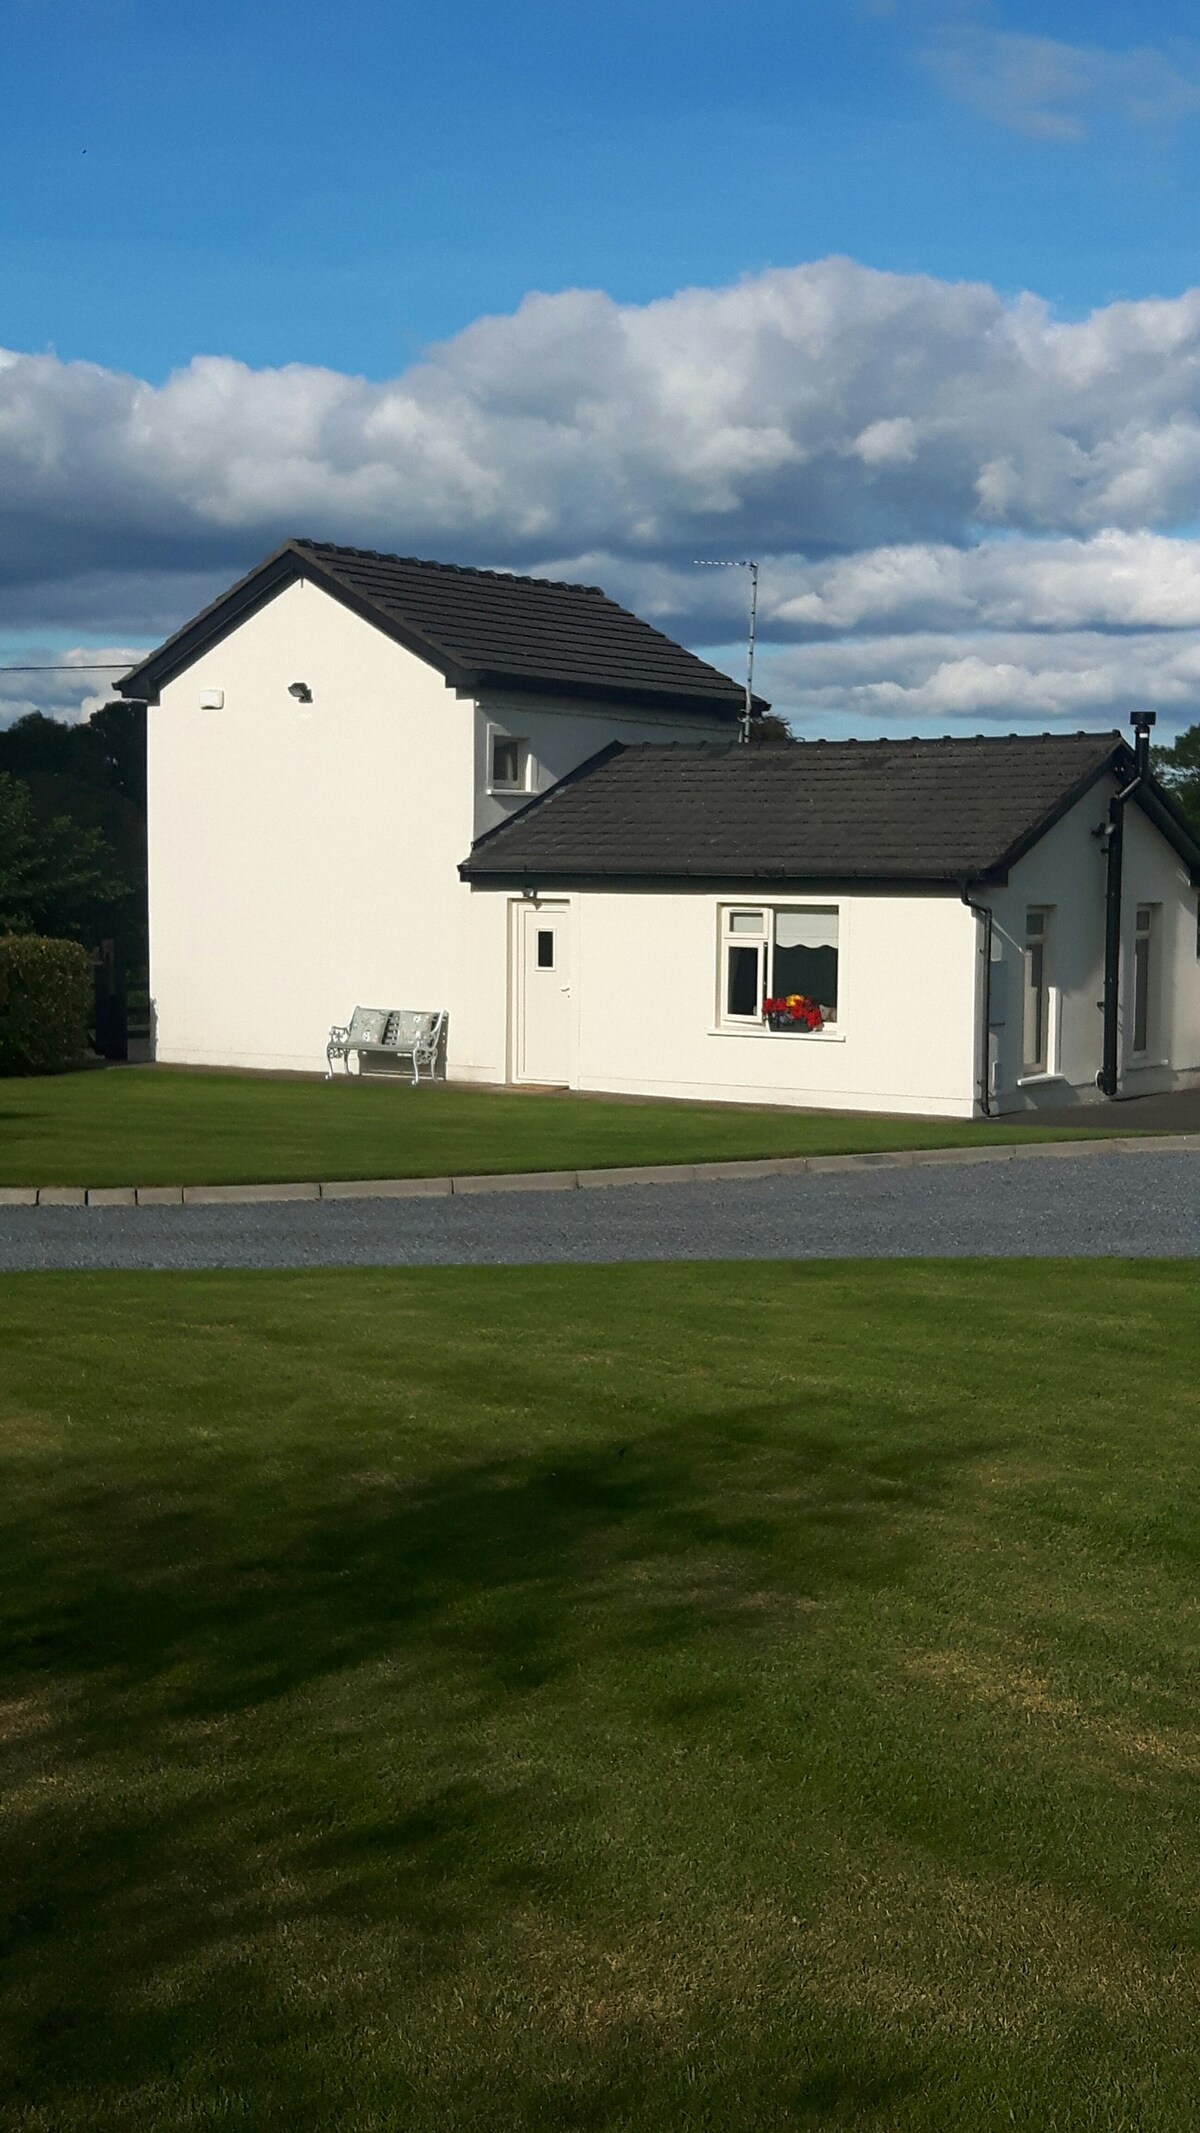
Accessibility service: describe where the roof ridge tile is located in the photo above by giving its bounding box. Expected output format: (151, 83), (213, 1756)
(295, 536), (605, 597)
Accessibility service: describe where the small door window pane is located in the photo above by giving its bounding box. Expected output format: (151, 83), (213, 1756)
(536, 928), (555, 970)
(726, 943), (761, 1018)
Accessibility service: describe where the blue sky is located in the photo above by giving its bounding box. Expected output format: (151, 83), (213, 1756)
(5, 0), (1200, 735)
(7, 0), (1200, 374)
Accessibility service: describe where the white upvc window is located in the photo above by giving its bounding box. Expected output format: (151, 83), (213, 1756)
(1022, 906), (1054, 1074)
(719, 905), (840, 1028)
(722, 908), (769, 1022)
(489, 730), (530, 794)
(1133, 904), (1157, 1057)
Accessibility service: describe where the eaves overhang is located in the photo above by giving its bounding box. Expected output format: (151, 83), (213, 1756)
(1133, 778), (1200, 886)
(458, 861), (976, 891)
(982, 745), (1127, 878)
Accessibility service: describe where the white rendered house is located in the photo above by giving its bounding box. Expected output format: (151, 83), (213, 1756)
(118, 540), (1200, 1118)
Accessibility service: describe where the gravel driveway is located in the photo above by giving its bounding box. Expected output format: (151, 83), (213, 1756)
(1, 1149), (1197, 1270)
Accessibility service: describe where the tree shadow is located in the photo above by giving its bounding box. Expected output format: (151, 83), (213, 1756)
(0, 1378), (998, 2129)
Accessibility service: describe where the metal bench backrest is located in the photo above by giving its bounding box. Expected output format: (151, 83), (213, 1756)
(346, 1007), (392, 1049)
(386, 1009), (440, 1052)
(346, 1007), (442, 1053)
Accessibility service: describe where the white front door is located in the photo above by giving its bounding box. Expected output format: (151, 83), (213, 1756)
(516, 902), (572, 1084)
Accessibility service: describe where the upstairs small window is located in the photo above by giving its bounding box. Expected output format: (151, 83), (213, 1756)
(490, 733), (528, 792)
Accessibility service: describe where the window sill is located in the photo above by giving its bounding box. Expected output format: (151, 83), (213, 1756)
(709, 1025), (846, 1043)
(1015, 1071), (1068, 1088)
(1126, 1057), (1169, 1072)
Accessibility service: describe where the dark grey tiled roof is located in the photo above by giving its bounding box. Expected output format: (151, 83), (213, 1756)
(462, 731), (1177, 884)
(294, 542), (749, 710)
(118, 539), (750, 717)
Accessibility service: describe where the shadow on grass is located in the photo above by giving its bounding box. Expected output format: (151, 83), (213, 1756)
(0, 1402), (991, 2129)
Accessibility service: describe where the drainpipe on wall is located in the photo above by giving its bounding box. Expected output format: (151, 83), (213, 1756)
(1098, 710), (1156, 1097)
(960, 884), (994, 1118)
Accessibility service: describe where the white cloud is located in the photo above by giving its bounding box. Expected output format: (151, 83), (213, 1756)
(923, 29), (1200, 141)
(0, 645), (142, 732)
(10, 259), (1200, 588)
(7, 257), (1200, 736)
(763, 532), (1200, 635)
(756, 627), (1200, 738)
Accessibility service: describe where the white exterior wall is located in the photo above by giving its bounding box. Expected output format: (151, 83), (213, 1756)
(478, 883), (981, 1117)
(147, 578), (1200, 1112)
(987, 776), (1200, 1111)
(1119, 805), (1200, 1095)
(146, 577), (729, 1075)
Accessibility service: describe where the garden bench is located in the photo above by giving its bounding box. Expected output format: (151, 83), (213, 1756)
(326, 1007), (447, 1084)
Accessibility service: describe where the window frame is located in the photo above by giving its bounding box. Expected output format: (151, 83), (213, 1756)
(1132, 903), (1157, 1058)
(720, 907), (769, 1025)
(488, 729), (530, 795)
(718, 904), (840, 1033)
(1022, 905), (1054, 1076)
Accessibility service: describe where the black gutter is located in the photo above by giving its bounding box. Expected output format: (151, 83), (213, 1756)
(1098, 711), (1155, 1097)
(959, 885), (994, 1117)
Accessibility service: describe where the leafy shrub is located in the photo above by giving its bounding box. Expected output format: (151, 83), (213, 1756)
(0, 934), (93, 1075)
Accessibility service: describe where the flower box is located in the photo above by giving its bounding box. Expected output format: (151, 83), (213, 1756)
(763, 993), (824, 1033)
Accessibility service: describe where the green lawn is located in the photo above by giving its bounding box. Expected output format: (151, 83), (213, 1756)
(0, 1066), (1141, 1185)
(1, 1261), (1196, 2130)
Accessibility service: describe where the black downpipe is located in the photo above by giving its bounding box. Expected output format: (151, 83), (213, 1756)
(1099, 804), (1124, 1096)
(960, 885), (993, 1117)
(1098, 711), (1155, 1097)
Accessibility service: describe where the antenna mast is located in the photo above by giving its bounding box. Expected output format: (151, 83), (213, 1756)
(694, 558), (759, 744)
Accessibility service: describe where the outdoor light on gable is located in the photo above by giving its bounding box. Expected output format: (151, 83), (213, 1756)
(288, 681), (313, 703)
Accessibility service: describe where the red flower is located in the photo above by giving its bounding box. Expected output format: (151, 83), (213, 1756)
(763, 991), (823, 1031)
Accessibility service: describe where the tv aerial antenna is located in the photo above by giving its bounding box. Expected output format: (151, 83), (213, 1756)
(693, 558), (759, 743)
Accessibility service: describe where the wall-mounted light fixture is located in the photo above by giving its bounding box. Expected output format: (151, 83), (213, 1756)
(288, 681), (313, 702)
(199, 689), (224, 709)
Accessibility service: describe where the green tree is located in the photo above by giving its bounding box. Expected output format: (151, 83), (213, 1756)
(1151, 724), (1200, 833)
(0, 772), (128, 939)
(0, 701), (145, 803)
(748, 710), (797, 746)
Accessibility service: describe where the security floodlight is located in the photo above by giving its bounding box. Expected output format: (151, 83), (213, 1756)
(288, 682), (313, 703)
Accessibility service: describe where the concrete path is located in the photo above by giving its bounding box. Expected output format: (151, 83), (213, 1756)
(2, 1148), (1197, 1270)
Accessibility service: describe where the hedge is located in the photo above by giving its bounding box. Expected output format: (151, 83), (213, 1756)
(0, 934), (93, 1075)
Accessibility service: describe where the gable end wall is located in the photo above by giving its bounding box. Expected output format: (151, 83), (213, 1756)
(147, 577), (733, 1076)
(989, 777), (1200, 1107)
